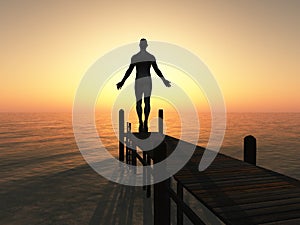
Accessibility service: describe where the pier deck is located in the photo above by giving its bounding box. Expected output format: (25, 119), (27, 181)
(132, 133), (300, 225)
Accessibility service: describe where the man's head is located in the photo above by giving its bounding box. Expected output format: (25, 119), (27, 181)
(139, 38), (148, 50)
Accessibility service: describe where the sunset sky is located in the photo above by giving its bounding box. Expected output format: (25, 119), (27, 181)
(1, 0), (299, 112)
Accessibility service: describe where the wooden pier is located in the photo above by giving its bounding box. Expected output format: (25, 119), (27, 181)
(119, 109), (300, 225)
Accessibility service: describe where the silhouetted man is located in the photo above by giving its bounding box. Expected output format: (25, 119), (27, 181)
(117, 38), (171, 132)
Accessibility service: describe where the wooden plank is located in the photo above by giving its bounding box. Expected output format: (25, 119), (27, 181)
(188, 187), (298, 209)
(204, 174), (288, 184)
(179, 180), (293, 193)
(222, 209), (300, 225)
(214, 197), (300, 213)
(189, 189), (300, 208)
(192, 196), (300, 212)
(262, 217), (300, 225)
(176, 178), (290, 192)
(176, 175), (290, 187)
(217, 201), (300, 217)
(174, 173), (285, 184)
(185, 181), (294, 192)
(176, 170), (275, 180)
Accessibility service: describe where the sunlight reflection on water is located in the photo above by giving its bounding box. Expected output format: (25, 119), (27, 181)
(0, 112), (299, 183)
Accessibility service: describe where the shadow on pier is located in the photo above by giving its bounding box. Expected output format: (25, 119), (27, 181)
(89, 181), (153, 225)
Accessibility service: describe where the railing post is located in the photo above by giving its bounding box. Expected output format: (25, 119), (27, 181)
(119, 109), (124, 162)
(158, 109), (163, 133)
(146, 155), (151, 198)
(126, 122), (131, 164)
(143, 152), (147, 190)
(154, 141), (170, 225)
(132, 142), (137, 166)
(142, 152), (151, 197)
(244, 135), (257, 165)
(177, 182), (183, 225)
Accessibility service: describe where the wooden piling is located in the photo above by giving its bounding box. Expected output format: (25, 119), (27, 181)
(158, 109), (163, 133)
(119, 109), (124, 162)
(132, 142), (137, 166)
(154, 141), (170, 225)
(244, 135), (257, 165)
(143, 152), (146, 190)
(146, 155), (151, 198)
(126, 122), (131, 164)
(177, 182), (183, 225)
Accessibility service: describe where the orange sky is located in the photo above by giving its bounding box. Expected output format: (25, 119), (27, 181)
(1, 0), (299, 112)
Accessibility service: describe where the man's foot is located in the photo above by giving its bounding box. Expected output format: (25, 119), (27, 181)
(139, 123), (143, 133)
(143, 121), (148, 133)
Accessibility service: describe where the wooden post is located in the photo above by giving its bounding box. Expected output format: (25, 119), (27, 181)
(146, 155), (151, 198)
(119, 109), (124, 162)
(158, 109), (163, 133)
(142, 151), (152, 197)
(154, 141), (170, 225)
(143, 152), (146, 190)
(177, 182), (183, 225)
(126, 122), (131, 164)
(132, 141), (137, 166)
(244, 135), (256, 165)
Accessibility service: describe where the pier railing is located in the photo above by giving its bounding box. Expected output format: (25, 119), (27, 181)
(118, 109), (226, 224)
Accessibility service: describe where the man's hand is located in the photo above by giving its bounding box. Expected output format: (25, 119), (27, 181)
(116, 81), (124, 90)
(163, 79), (171, 87)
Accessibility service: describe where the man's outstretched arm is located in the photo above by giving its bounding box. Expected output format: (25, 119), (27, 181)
(116, 63), (135, 90)
(152, 61), (171, 87)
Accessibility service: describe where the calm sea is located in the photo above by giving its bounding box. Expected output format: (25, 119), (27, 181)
(0, 112), (299, 184)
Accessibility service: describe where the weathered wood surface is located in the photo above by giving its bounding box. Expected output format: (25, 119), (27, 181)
(132, 132), (300, 225)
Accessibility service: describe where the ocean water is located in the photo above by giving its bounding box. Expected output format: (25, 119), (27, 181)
(0, 112), (299, 184)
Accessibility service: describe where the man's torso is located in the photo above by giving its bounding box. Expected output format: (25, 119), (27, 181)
(131, 51), (155, 79)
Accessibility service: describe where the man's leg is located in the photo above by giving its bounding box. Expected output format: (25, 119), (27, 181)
(144, 97), (150, 132)
(143, 78), (152, 132)
(136, 99), (143, 131)
(135, 81), (144, 132)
